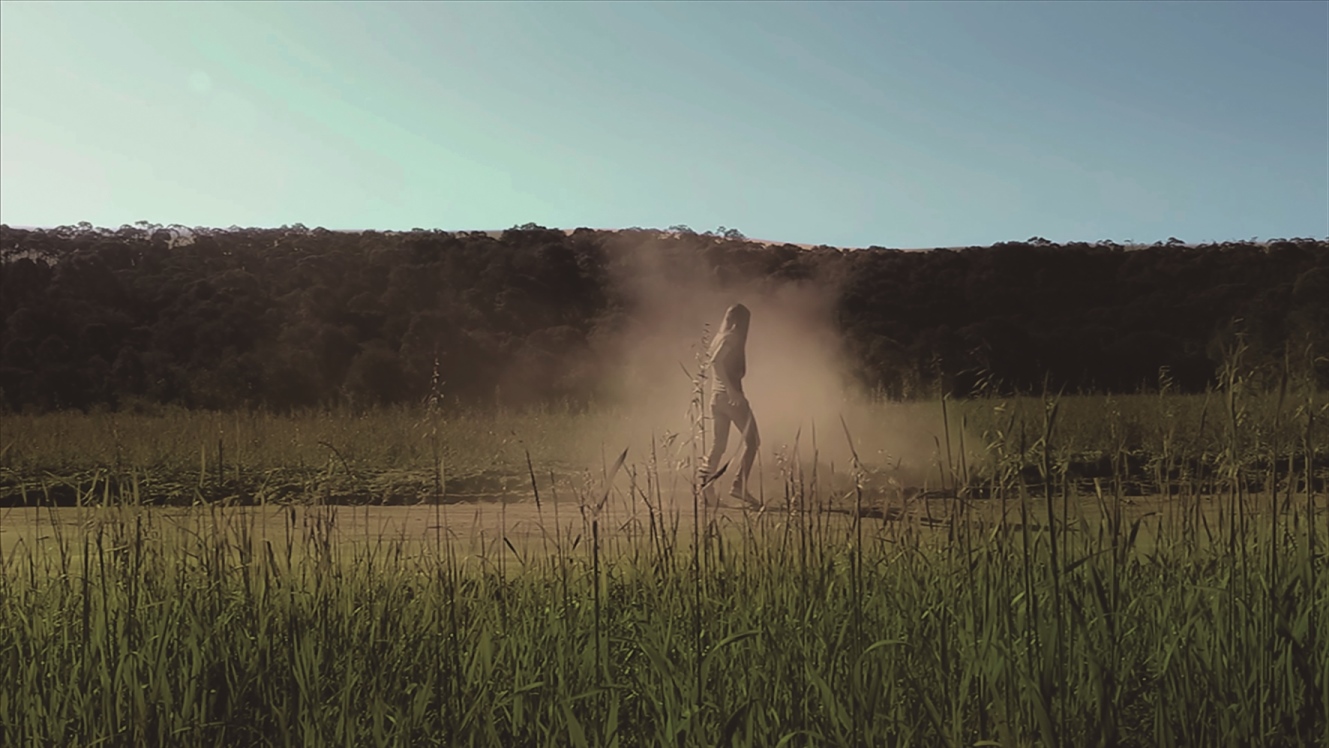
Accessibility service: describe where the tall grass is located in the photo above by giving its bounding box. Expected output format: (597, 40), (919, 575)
(5, 393), (1324, 510)
(0, 404), (610, 506)
(4, 481), (1324, 746)
(2, 365), (1327, 746)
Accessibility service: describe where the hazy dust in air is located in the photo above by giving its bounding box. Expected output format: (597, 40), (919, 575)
(580, 236), (961, 502)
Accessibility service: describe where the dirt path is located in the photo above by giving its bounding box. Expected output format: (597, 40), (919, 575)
(6, 488), (1322, 571)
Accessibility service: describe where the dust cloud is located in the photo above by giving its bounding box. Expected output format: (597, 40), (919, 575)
(575, 238), (962, 500)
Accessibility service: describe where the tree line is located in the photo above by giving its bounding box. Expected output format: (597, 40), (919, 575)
(1, 222), (1325, 412)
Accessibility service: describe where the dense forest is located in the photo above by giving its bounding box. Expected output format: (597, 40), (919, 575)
(1, 222), (1325, 413)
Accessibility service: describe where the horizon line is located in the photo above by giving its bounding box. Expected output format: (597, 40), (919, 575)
(1, 223), (1323, 252)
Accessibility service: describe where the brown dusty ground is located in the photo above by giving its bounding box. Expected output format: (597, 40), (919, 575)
(5, 486), (1324, 571)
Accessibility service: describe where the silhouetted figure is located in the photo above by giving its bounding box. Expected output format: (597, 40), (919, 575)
(702, 303), (761, 507)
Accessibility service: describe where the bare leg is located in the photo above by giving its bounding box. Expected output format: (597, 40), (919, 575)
(730, 405), (761, 504)
(702, 396), (732, 503)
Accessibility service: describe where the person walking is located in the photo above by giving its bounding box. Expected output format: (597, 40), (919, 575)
(702, 303), (761, 507)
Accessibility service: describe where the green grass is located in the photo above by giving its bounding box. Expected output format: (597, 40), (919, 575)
(3, 391), (1325, 508)
(0, 404), (613, 506)
(2, 368), (1327, 746)
(3, 482), (1325, 747)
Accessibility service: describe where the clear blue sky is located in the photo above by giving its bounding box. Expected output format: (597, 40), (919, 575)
(1, 1), (1325, 247)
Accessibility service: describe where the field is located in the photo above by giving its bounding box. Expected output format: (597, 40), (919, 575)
(3, 378), (1328, 746)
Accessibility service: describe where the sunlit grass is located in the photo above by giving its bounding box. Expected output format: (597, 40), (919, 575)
(2, 353), (1327, 746)
(3, 477), (1324, 747)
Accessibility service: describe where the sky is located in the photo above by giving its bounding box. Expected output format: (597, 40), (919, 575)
(1, 1), (1325, 248)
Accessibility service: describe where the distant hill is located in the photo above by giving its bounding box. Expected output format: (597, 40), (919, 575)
(1, 222), (1325, 411)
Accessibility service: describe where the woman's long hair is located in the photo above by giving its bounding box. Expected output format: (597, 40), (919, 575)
(708, 303), (751, 380)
